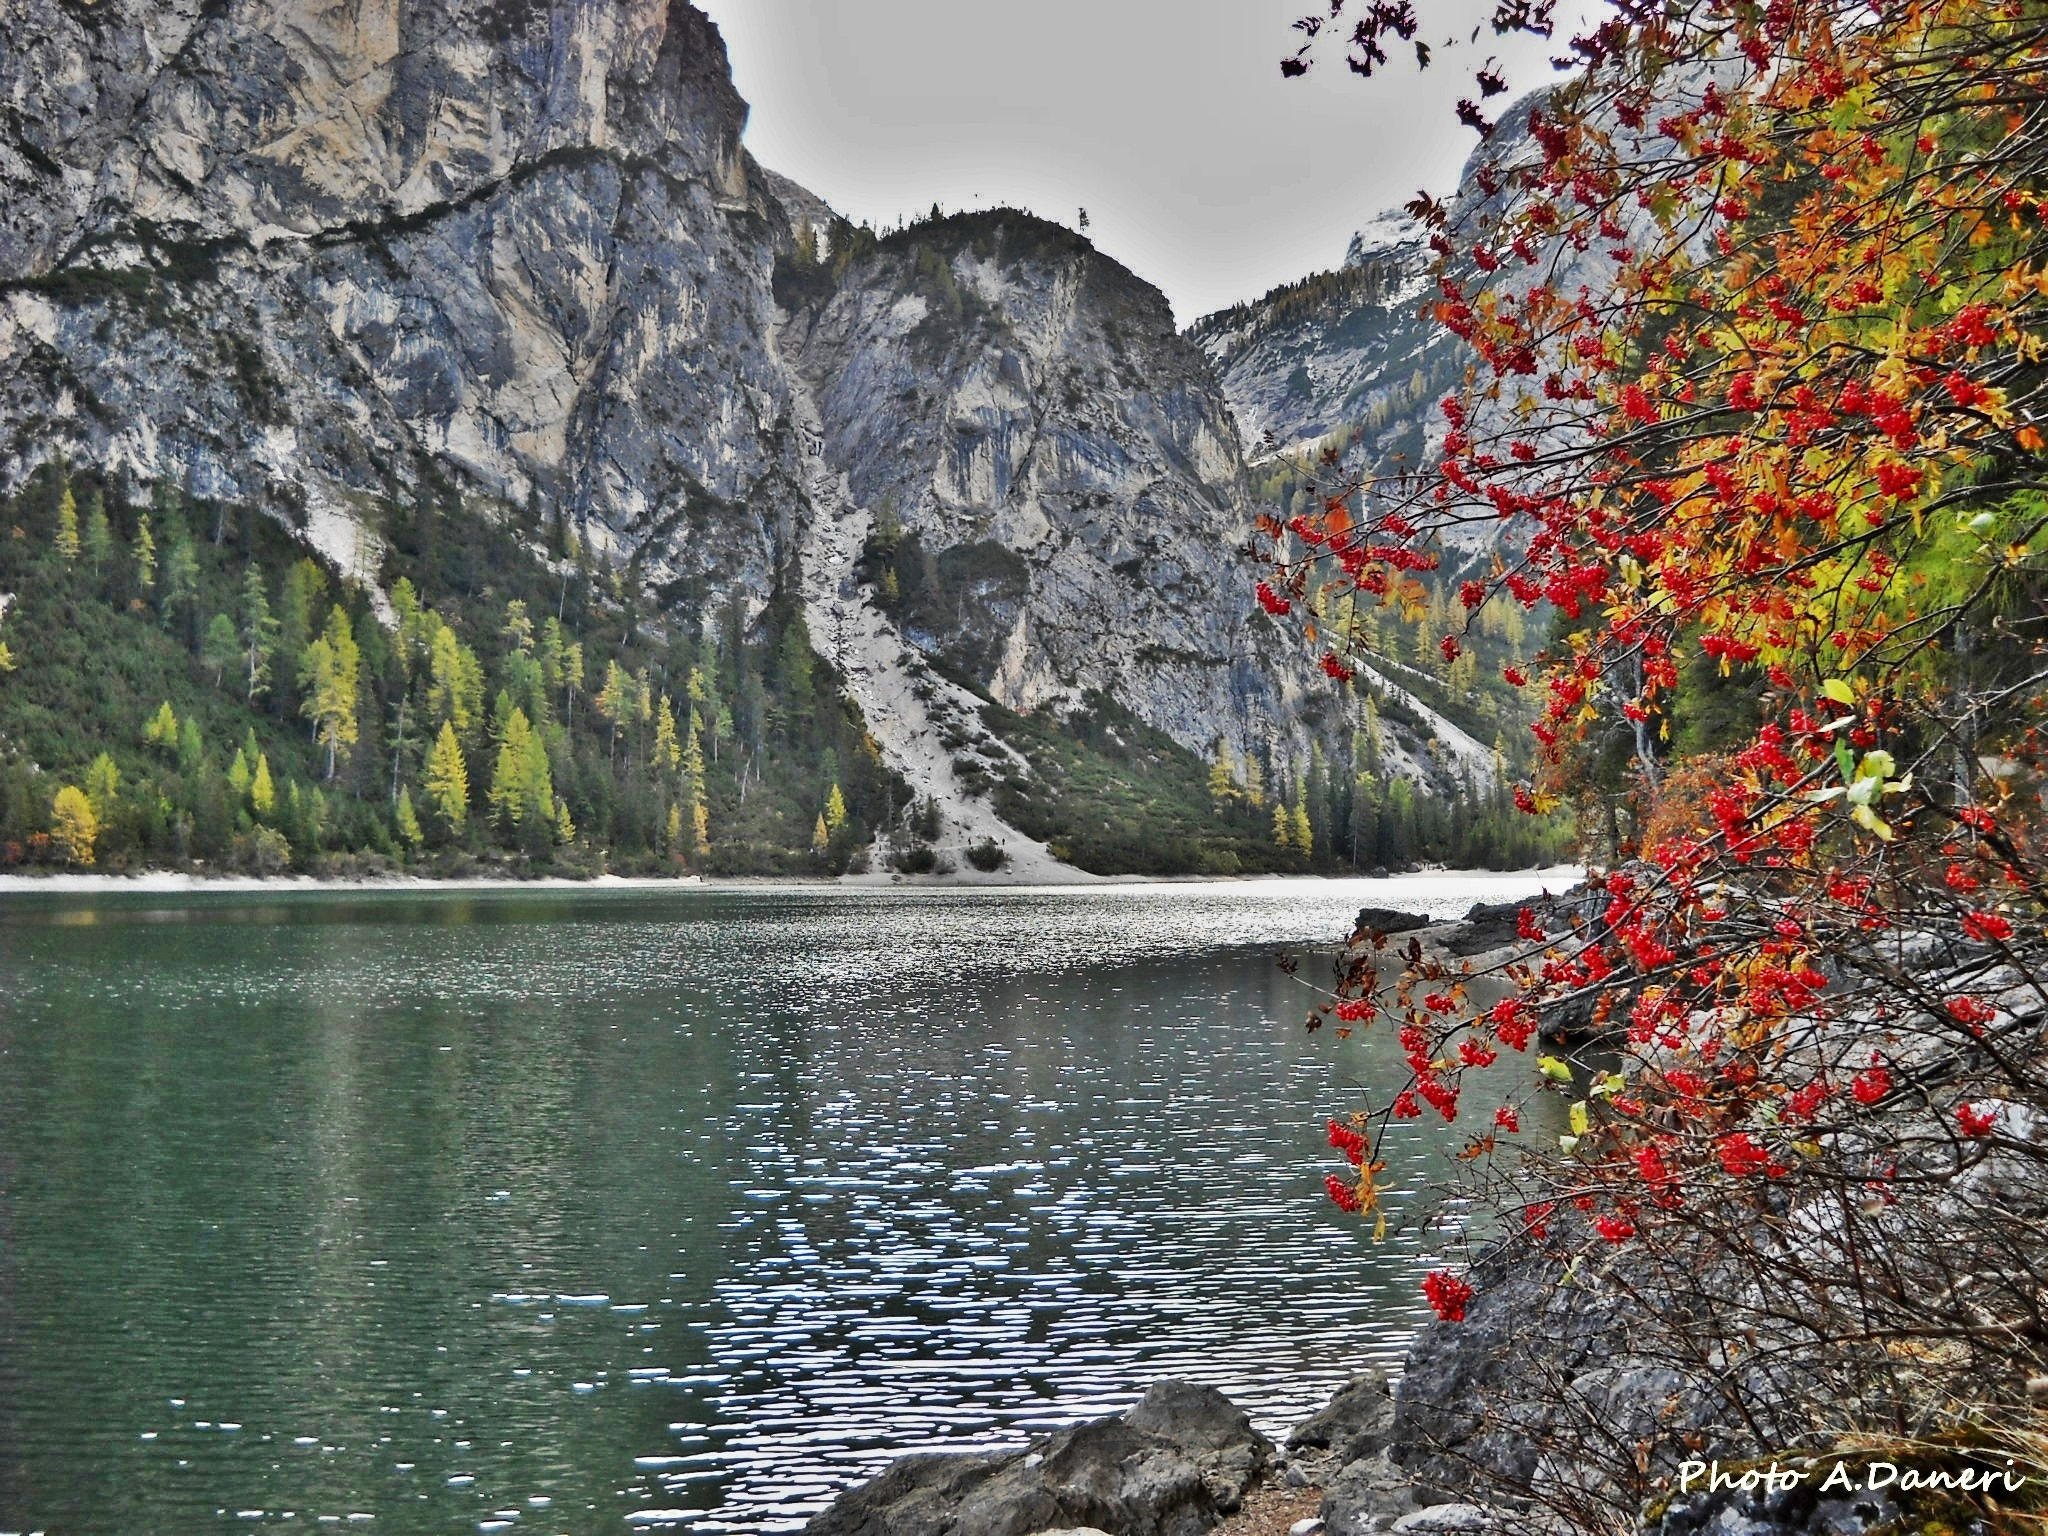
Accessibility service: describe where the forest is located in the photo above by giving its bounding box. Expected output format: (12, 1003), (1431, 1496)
(0, 462), (1564, 879)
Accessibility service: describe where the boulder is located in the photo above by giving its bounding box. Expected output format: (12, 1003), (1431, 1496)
(1353, 908), (1431, 937)
(1287, 1372), (1396, 1466)
(806, 1381), (1272, 1536)
(1318, 1447), (1427, 1535)
(1389, 1506), (1512, 1533)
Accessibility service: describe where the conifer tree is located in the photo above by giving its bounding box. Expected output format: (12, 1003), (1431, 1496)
(1272, 801), (1291, 848)
(51, 786), (97, 866)
(300, 606), (360, 780)
(241, 569), (277, 703)
(554, 799), (575, 845)
(487, 707), (554, 832)
(653, 696), (681, 774)
(143, 702), (179, 752)
(1208, 741), (1239, 809)
(395, 788), (424, 850)
(161, 529), (200, 632)
(178, 716), (203, 774)
(423, 721), (469, 834)
(276, 559), (325, 704)
(251, 755), (277, 818)
(825, 783), (848, 834)
(692, 797), (710, 860)
(54, 484), (79, 562)
(665, 802), (682, 852)
(84, 753), (119, 823)
(1290, 787), (1314, 859)
(813, 814), (830, 852)
(427, 624), (482, 739)
(596, 658), (628, 761)
(1244, 753), (1266, 809)
(133, 514), (157, 589)
(202, 613), (239, 687)
(82, 492), (111, 573)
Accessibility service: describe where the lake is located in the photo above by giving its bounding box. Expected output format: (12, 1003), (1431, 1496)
(0, 874), (1567, 1534)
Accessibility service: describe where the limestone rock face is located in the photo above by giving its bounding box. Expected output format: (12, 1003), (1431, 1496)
(0, 2), (1315, 772)
(1, 0), (801, 592)
(779, 211), (1309, 758)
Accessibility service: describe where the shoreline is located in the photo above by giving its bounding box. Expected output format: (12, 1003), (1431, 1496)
(0, 866), (1583, 897)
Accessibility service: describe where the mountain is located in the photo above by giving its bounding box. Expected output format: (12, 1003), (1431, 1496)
(1186, 210), (1440, 469)
(3, 0), (1539, 880)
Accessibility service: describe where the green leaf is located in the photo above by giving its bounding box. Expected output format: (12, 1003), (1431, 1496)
(1568, 1100), (1591, 1135)
(1822, 678), (1856, 706)
(1538, 1055), (1575, 1084)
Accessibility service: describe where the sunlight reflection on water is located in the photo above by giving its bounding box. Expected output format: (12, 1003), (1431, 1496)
(0, 873), (1570, 1533)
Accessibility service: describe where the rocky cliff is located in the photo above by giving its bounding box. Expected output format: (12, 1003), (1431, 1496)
(778, 210), (1304, 760)
(1186, 210), (1441, 475)
(0, 0), (1322, 859)
(0, 0), (814, 601)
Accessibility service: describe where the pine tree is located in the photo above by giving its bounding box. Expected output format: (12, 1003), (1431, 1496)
(228, 747), (253, 801)
(178, 716), (203, 774)
(501, 599), (534, 655)
(1290, 790), (1314, 860)
(487, 707), (554, 832)
(825, 783), (848, 834)
(1272, 801), (1291, 848)
(395, 788), (424, 850)
(427, 624), (482, 738)
(51, 785), (97, 866)
(1208, 741), (1239, 809)
(595, 658), (628, 760)
(82, 492), (111, 573)
(251, 754), (277, 818)
(84, 753), (119, 822)
(161, 529), (199, 631)
(554, 798), (576, 845)
(665, 802), (683, 851)
(653, 696), (681, 773)
(54, 485), (80, 562)
(1244, 753), (1266, 810)
(813, 814), (830, 852)
(143, 701), (179, 752)
(276, 559), (325, 705)
(423, 721), (469, 834)
(692, 797), (711, 859)
(299, 605), (360, 780)
(241, 569), (278, 703)
(133, 514), (157, 589)
(202, 613), (239, 687)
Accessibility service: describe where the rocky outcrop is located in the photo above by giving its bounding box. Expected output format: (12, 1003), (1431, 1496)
(805, 1380), (1273, 1536)
(777, 210), (1315, 761)
(1, 0), (808, 594)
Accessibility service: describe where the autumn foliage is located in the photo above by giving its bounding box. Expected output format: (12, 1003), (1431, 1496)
(1279, 0), (2048, 1507)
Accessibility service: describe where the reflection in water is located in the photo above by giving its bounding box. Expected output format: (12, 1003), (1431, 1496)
(0, 875), (1568, 1533)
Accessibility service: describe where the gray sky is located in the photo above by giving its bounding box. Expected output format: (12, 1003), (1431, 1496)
(697, 0), (1577, 326)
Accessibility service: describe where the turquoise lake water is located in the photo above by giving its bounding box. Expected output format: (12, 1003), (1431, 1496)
(0, 875), (1564, 1534)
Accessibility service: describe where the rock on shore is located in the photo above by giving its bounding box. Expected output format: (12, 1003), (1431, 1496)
(806, 1381), (1273, 1536)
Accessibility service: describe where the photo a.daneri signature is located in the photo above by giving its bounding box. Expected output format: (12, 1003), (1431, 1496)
(1678, 1457), (2037, 1498)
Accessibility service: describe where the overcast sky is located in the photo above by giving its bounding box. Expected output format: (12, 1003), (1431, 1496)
(696, 0), (1578, 326)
